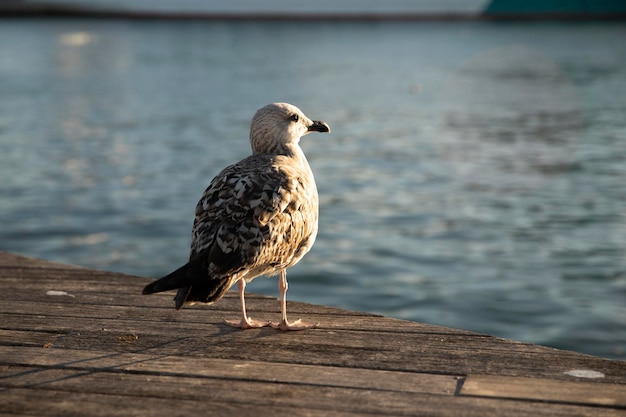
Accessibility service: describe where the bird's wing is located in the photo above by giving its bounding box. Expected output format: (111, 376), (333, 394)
(189, 154), (317, 280)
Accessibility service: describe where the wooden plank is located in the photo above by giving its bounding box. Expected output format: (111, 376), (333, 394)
(1, 368), (621, 417)
(3, 309), (622, 384)
(1, 251), (626, 417)
(0, 346), (459, 394)
(0, 310), (474, 336)
(0, 366), (456, 416)
(461, 375), (626, 407)
(0, 295), (407, 324)
(0, 387), (368, 417)
(1, 310), (625, 381)
(0, 330), (62, 348)
(0, 374), (623, 417)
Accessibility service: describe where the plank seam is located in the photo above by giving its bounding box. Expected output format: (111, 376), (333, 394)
(459, 392), (626, 411)
(0, 364), (459, 397)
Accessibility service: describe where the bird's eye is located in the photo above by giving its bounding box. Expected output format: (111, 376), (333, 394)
(290, 114), (299, 122)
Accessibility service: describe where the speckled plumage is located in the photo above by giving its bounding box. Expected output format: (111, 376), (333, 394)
(187, 153), (319, 298)
(143, 103), (330, 330)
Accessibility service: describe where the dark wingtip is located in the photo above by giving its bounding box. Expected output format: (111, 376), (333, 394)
(174, 286), (191, 310)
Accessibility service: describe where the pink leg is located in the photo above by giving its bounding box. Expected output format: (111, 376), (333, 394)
(224, 279), (269, 329)
(270, 270), (319, 331)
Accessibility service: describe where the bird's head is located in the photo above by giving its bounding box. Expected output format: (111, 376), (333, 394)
(250, 103), (330, 155)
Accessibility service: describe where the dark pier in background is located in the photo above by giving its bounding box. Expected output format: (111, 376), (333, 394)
(2, 0), (626, 20)
(0, 251), (624, 416)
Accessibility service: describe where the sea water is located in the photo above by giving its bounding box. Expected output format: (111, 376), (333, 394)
(1, 19), (625, 359)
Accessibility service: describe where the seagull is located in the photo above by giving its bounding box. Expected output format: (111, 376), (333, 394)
(142, 103), (330, 331)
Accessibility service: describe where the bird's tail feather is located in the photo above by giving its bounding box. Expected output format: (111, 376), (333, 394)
(143, 261), (233, 310)
(142, 263), (190, 295)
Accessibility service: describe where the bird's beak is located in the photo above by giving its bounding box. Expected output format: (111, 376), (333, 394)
(308, 120), (331, 133)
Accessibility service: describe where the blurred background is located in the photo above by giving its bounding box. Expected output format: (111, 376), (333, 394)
(1, 1), (625, 359)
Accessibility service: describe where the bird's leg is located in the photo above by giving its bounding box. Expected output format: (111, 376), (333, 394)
(224, 279), (269, 329)
(270, 270), (319, 331)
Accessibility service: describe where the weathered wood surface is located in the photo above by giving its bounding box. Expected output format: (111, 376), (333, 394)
(0, 251), (624, 416)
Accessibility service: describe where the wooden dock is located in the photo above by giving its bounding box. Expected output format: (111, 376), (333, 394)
(0, 251), (624, 416)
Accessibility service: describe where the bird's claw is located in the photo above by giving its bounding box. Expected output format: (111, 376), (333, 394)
(270, 319), (319, 331)
(224, 317), (270, 329)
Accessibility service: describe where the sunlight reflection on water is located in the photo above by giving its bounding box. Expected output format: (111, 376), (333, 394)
(1, 20), (625, 359)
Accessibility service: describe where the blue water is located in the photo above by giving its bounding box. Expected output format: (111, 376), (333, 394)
(1, 19), (625, 359)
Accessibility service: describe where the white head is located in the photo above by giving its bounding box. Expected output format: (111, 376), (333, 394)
(249, 103), (330, 155)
